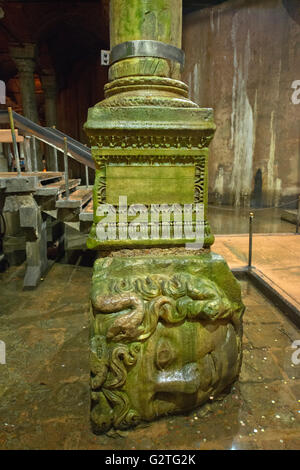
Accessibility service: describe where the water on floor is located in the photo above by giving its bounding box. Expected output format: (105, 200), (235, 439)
(0, 262), (299, 450)
(209, 206), (296, 235)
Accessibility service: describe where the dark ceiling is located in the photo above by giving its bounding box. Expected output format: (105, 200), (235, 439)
(2, 0), (229, 10)
(183, 0), (229, 13)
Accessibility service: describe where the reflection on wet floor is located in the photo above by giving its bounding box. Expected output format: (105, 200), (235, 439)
(209, 206), (295, 235)
(0, 263), (299, 450)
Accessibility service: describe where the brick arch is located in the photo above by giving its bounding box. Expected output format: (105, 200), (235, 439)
(282, 0), (300, 25)
(33, 13), (109, 152)
(36, 13), (108, 88)
(36, 12), (104, 45)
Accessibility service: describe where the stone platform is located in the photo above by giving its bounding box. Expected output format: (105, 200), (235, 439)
(214, 234), (300, 312)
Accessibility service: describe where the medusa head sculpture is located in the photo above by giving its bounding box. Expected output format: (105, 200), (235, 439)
(89, 253), (244, 433)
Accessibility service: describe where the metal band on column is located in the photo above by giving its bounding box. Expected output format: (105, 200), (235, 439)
(110, 40), (185, 67)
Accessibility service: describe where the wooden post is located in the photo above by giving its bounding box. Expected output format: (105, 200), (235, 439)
(31, 135), (38, 172)
(24, 136), (32, 172)
(85, 165), (89, 189)
(248, 212), (254, 267)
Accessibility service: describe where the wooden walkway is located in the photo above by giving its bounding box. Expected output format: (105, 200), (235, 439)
(213, 233), (300, 312)
(0, 171), (93, 287)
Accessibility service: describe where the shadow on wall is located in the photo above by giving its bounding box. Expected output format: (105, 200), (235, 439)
(251, 169), (263, 208)
(183, 0), (229, 14)
(283, 0), (300, 24)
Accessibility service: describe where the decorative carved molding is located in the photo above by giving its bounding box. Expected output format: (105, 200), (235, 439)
(104, 76), (189, 94)
(99, 96), (198, 108)
(90, 134), (213, 150)
(195, 161), (206, 203)
(10, 43), (36, 74)
(97, 174), (106, 205)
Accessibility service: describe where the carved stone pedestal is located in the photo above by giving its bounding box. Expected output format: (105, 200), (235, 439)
(84, 0), (244, 434)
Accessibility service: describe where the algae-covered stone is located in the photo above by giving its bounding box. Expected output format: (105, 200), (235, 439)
(90, 252), (244, 433)
(85, 0), (244, 435)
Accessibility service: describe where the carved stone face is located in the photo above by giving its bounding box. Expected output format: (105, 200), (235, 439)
(124, 320), (240, 421)
(90, 253), (244, 433)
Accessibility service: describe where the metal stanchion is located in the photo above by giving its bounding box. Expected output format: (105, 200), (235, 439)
(24, 136), (32, 172)
(84, 143), (89, 189)
(85, 165), (89, 189)
(296, 195), (300, 234)
(8, 107), (21, 175)
(53, 147), (58, 172)
(7, 147), (13, 171)
(63, 137), (70, 199)
(24, 135), (32, 173)
(52, 126), (58, 172)
(19, 141), (26, 171)
(31, 135), (38, 172)
(248, 212), (254, 268)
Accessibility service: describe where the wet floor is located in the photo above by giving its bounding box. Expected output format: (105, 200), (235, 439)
(209, 206), (296, 235)
(0, 262), (299, 450)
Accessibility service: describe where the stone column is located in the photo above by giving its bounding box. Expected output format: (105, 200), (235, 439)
(10, 43), (39, 123)
(85, 0), (213, 242)
(10, 43), (42, 170)
(109, 0), (182, 81)
(41, 71), (57, 127)
(41, 71), (57, 170)
(84, 0), (244, 435)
